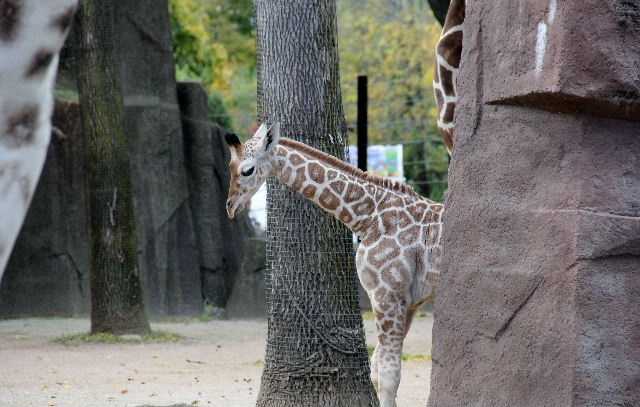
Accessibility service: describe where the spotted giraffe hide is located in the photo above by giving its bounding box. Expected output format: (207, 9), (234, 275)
(0, 0), (78, 276)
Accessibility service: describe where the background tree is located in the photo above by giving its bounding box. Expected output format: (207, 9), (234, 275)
(74, 0), (150, 335)
(255, 1), (378, 406)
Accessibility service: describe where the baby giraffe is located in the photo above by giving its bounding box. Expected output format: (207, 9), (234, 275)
(225, 123), (442, 407)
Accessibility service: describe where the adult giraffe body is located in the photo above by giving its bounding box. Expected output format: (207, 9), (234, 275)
(226, 123), (443, 407)
(0, 0), (78, 276)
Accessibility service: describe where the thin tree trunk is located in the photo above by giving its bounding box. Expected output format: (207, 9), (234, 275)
(74, 0), (150, 335)
(255, 1), (378, 406)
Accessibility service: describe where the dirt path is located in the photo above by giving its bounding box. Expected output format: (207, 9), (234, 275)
(0, 315), (432, 407)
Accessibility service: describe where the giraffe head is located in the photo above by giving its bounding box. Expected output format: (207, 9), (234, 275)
(225, 122), (281, 219)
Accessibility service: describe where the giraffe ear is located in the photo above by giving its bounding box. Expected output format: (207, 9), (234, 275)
(259, 122), (280, 155)
(225, 132), (242, 161)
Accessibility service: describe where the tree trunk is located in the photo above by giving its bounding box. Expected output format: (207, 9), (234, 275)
(255, 1), (378, 406)
(74, 0), (150, 335)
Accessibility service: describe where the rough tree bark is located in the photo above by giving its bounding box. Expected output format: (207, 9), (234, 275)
(255, 1), (378, 406)
(74, 0), (150, 335)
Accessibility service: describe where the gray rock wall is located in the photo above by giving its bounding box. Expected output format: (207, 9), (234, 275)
(428, 1), (640, 406)
(177, 82), (245, 310)
(115, 2), (201, 316)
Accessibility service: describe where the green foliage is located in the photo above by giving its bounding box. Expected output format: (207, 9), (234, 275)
(208, 92), (233, 129)
(338, 0), (448, 199)
(170, 0), (256, 136)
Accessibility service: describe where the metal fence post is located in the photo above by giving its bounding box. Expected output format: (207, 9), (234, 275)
(357, 75), (368, 172)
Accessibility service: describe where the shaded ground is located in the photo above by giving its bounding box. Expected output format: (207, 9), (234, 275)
(0, 315), (432, 407)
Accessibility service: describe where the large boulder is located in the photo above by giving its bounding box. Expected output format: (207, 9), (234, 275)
(428, 2), (640, 406)
(226, 216), (267, 319)
(177, 82), (246, 310)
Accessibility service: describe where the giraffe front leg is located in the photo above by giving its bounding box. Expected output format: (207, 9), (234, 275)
(373, 300), (407, 407)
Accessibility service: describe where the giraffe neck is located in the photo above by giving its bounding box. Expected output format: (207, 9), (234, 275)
(433, 0), (465, 152)
(272, 139), (420, 236)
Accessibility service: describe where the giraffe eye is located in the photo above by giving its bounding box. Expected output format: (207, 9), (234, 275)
(241, 166), (255, 177)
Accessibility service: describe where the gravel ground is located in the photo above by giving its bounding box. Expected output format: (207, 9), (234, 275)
(0, 315), (432, 407)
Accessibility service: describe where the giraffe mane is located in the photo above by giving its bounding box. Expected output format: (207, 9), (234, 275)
(279, 138), (424, 200)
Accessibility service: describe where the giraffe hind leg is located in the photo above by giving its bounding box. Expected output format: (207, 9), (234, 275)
(372, 299), (408, 407)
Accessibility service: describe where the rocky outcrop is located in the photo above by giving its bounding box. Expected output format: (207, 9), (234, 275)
(428, 2), (640, 407)
(226, 216), (267, 319)
(177, 82), (245, 310)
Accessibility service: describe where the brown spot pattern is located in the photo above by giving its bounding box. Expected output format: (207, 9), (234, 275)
(374, 286), (388, 303)
(438, 29), (463, 69)
(318, 188), (340, 210)
(353, 197), (374, 216)
(289, 153), (304, 166)
(440, 65), (455, 96)
(281, 166), (292, 184)
(398, 210), (412, 229)
(292, 167), (305, 191)
(366, 185), (376, 195)
(408, 203), (427, 222)
(0, 0), (21, 41)
(25, 49), (54, 78)
(362, 223), (382, 246)
(381, 210), (399, 235)
(344, 183), (365, 203)
(379, 193), (403, 211)
(327, 169), (338, 180)
(308, 162), (325, 184)
(4, 105), (39, 148)
(381, 320), (393, 333)
(330, 180), (345, 194)
(368, 238), (401, 268)
(303, 185), (316, 198)
(339, 207), (353, 224)
(423, 209), (435, 223)
(398, 225), (420, 246)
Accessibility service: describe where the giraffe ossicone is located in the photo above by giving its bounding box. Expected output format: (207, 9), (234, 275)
(226, 122), (443, 407)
